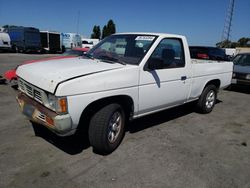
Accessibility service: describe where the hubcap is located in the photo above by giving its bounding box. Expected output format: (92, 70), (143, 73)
(205, 90), (215, 109)
(108, 111), (122, 143)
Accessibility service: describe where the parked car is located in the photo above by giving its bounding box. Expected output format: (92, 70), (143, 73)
(81, 38), (99, 49)
(3, 47), (89, 83)
(231, 53), (250, 86)
(62, 47), (89, 56)
(16, 33), (233, 154)
(0, 32), (11, 51)
(189, 46), (229, 61)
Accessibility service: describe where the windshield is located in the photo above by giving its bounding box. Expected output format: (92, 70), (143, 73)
(87, 34), (157, 65)
(233, 54), (250, 66)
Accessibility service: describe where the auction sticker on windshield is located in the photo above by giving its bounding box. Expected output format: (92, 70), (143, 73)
(135, 36), (155, 41)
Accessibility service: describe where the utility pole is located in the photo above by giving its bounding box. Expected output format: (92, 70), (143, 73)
(221, 0), (235, 42)
(76, 10), (80, 34)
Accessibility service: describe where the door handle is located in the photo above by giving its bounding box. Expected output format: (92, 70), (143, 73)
(181, 76), (187, 81)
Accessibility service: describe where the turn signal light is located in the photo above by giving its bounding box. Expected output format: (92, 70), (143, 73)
(46, 116), (54, 127)
(59, 98), (67, 113)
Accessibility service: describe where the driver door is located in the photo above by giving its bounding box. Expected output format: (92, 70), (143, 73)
(138, 38), (191, 115)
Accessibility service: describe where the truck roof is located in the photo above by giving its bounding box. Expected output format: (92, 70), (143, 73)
(114, 32), (185, 38)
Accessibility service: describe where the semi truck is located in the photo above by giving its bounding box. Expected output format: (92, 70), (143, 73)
(6, 26), (41, 53)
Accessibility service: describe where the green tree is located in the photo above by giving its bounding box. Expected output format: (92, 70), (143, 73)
(107, 19), (116, 35)
(102, 19), (116, 39)
(102, 25), (108, 39)
(216, 37), (250, 48)
(91, 25), (101, 39)
(238, 37), (250, 47)
(216, 40), (232, 48)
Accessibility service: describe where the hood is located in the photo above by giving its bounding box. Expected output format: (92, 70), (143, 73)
(16, 57), (124, 93)
(234, 65), (250, 74)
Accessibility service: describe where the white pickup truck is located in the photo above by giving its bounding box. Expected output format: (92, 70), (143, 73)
(16, 33), (233, 154)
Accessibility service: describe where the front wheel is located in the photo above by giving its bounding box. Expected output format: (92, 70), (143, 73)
(88, 103), (125, 154)
(196, 85), (217, 114)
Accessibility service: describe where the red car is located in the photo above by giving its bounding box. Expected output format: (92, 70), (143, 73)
(3, 48), (89, 83)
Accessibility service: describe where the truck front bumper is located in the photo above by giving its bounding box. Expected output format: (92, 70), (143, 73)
(17, 92), (75, 136)
(231, 78), (250, 86)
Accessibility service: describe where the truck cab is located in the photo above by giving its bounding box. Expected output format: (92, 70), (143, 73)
(0, 32), (11, 51)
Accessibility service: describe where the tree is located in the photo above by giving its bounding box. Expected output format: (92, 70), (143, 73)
(238, 37), (250, 47)
(91, 25), (101, 39)
(102, 25), (108, 39)
(107, 19), (116, 35)
(102, 19), (116, 39)
(216, 37), (250, 48)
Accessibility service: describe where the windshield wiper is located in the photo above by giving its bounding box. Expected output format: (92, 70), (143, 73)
(98, 55), (126, 65)
(83, 53), (94, 59)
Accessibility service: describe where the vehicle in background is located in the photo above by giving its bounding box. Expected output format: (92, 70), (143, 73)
(16, 32), (233, 154)
(5, 26), (41, 53)
(235, 47), (250, 55)
(62, 47), (89, 56)
(231, 53), (250, 86)
(81, 38), (99, 49)
(190, 46), (229, 61)
(0, 27), (6, 32)
(224, 48), (236, 59)
(0, 32), (11, 51)
(61, 33), (81, 52)
(3, 47), (89, 84)
(40, 31), (61, 53)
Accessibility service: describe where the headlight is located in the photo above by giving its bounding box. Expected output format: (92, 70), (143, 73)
(47, 94), (68, 114)
(246, 74), (250, 80)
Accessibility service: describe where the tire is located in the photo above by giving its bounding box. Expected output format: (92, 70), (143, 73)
(196, 85), (217, 114)
(11, 45), (17, 53)
(88, 103), (125, 154)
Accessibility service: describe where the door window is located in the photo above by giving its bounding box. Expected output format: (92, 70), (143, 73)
(148, 38), (185, 69)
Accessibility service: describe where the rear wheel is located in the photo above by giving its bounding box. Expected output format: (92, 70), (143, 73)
(196, 85), (217, 114)
(88, 103), (125, 154)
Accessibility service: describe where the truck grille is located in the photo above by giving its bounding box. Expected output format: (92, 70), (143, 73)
(36, 111), (46, 122)
(18, 79), (44, 104)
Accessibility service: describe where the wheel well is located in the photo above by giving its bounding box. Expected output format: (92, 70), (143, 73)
(77, 95), (134, 134)
(205, 79), (220, 90)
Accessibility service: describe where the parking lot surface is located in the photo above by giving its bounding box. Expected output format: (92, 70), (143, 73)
(0, 54), (250, 188)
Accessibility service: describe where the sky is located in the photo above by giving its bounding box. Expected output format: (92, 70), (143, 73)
(0, 0), (249, 46)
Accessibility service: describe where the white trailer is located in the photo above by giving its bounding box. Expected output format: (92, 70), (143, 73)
(40, 31), (61, 53)
(61, 33), (82, 50)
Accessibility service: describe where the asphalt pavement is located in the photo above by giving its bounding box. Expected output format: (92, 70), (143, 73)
(0, 53), (250, 188)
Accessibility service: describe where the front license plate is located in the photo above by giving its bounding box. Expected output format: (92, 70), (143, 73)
(231, 79), (237, 84)
(23, 103), (35, 118)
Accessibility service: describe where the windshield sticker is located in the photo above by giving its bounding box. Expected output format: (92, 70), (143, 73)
(135, 36), (155, 41)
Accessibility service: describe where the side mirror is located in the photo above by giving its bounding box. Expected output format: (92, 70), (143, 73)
(148, 58), (164, 70)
